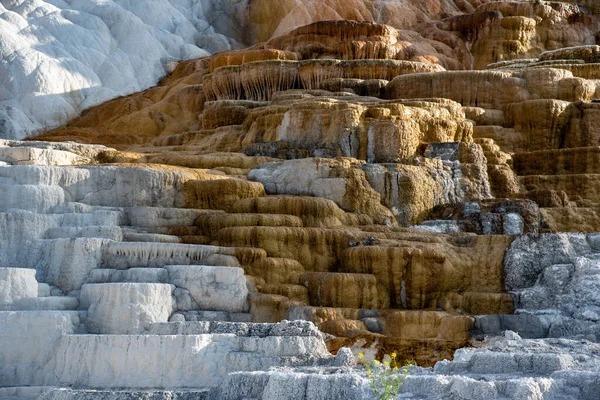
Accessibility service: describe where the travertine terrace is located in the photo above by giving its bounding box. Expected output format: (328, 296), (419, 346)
(1, 1), (600, 399)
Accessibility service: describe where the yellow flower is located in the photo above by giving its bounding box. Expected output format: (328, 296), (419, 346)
(402, 368), (409, 373)
(366, 369), (372, 375)
(357, 352), (364, 359)
(383, 361), (390, 366)
(394, 366), (399, 371)
(391, 352), (397, 358)
(374, 360), (380, 365)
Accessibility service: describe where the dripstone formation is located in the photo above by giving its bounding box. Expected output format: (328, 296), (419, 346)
(1, 1), (600, 399)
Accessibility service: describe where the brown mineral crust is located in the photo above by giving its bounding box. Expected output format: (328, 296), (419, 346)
(341, 234), (513, 313)
(202, 59), (444, 102)
(476, 138), (520, 198)
(300, 272), (380, 309)
(217, 226), (357, 272)
(467, 1), (600, 65)
(562, 102), (600, 149)
(388, 68), (596, 120)
(249, 157), (396, 225)
(388, 70), (520, 108)
(35, 15), (600, 155)
(247, 0), (490, 44)
(222, 224), (513, 362)
(35, 69), (208, 148)
(209, 49), (299, 72)
(25, 10), (600, 366)
(503, 99), (571, 152)
(514, 147), (600, 176)
(319, 78), (388, 97)
(521, 174), (600, 207)
(362, 143), (500, 226)
(526, 189), (571, 208)
(203, 61), (300, 102)
(542, 207), (600, 233)
(436, 10), (502, 39)
(245, 257), (306, 286)
(259, 283), (310, 304)
(327, 334), (466, 367)
(195, 213), (304, 237)
(183, 178), (266, 211)
(249, 293), (294, 323)
(230, 196), (370, 227)
(266, 20), (440, 61)
(239, 95), (474, 162)
(540, 45), (600, 63)
(139, 152), (274, 170)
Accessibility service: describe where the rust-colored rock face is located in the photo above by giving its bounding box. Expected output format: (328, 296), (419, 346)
(30, 2), (600, 366)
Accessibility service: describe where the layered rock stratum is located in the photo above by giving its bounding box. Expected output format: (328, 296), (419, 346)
(1, 0), (600, 399)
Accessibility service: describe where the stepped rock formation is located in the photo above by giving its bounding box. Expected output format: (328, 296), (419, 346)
(3, 0), (599, 139)
(2, 1), (600, 399)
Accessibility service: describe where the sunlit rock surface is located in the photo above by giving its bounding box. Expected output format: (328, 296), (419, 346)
(2, 1), (600, 399)
(2, 0), (599, 140)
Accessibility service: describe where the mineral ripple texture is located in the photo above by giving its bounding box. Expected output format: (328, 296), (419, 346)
(1, 0), (600, 399)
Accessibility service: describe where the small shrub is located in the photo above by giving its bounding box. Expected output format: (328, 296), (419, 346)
(358, 352), (414, 400)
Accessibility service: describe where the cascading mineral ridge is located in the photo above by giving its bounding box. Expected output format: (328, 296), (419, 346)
(1, 1), (600, 399)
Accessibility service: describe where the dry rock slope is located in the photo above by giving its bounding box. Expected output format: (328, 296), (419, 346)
(1, 1), (600, 399)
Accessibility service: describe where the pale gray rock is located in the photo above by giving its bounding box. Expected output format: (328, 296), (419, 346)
(0, 0), (258, 140)
(166, 265), (249, 313)
(169, 313), (186, 323)
(38, 283), (51, 297)
(262, 373), (310, 400)
(0, 142), (346, 396)
(424, 142), (463, 160)
(59, 210), (123, 228)
(504, 233), (600, 341)
(504, 233), (590, 290)
(124, 207), (211, 228)
(88, 268), (169, 284)
(32, 238), (108, 293)
(45, 226), (123, 241)
(412, 220), (460, 233)
(2, 296), (79, 311)
(249, 158), (351, 211)
(149, 320), (324, 338)
(473, 314), (549, 339)
(122, 231), (181, 243)
(363, 151), (492, 226)
(0, 311), (81, 386)
(149, 321), (212, 335)
(397, 338), (600, 400)
(0, 165), (197, 211)
(332, 347), (356, 367)
(178, 310), (253, 322)
(0, 386), (52, 400)
(0, 268), (37, 305)
(0, 146), (89, 166)
(462, 202), (481, 216)
(102, 242), (240, 269)
(171, 287), (200, 311)
(210, 369), (371, 400)
(0, 140), (113, 159)
(32, 321), (332, 390)
(37, 388), (210, 400)
(80, 283), (174, 334)
(0, 183), (66, 212)
(503, 213), (524, 235)
(46, 334), (237, 388)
